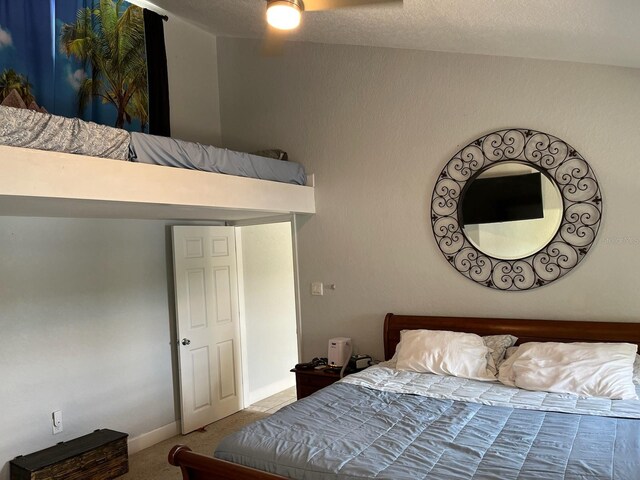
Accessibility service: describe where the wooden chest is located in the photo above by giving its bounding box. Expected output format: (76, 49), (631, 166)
(10, 429), (128, 480)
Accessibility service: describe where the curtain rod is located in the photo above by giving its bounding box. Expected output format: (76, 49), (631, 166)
(142, 6), (168, 21)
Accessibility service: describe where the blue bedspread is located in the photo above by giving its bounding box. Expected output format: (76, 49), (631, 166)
(130, 132), (307, 185)
(215, 383), (640, 479)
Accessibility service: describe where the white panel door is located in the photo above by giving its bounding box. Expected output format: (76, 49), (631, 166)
(172, 226), (243, 434)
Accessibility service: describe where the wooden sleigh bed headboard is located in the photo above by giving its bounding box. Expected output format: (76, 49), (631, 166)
(384, 313), (640, 360)
(170, 313), (640, 480)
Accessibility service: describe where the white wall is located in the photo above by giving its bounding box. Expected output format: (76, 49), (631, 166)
(127, 0), (221, 142)
(165, 15), (221, 145)
(0, 218), (177, 479)
(239, 223), (297, 404)
(0, 15), (221, 479)
(216, 38), (640, 362)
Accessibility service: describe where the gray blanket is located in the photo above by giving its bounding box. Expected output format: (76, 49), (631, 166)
(0, 106), (130, 160)
(129, 132), (307, 185)
(215, 383), (640, 479)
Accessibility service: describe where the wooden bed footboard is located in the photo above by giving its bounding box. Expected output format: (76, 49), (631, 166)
(168, 445), (287, 480)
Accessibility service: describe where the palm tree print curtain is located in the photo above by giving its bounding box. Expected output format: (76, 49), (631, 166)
(0, 0), (157, 133)
(0, 1), (53, 110)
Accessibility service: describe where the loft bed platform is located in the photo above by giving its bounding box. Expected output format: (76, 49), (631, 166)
(0, 145), (315, 222)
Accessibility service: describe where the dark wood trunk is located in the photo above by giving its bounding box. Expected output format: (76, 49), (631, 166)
(10, 429), (128, 480)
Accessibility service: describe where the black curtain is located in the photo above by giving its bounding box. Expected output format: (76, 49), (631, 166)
(143, 9), (171, 137)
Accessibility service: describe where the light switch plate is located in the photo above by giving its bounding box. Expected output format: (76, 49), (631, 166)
(311, 282), (324, 296)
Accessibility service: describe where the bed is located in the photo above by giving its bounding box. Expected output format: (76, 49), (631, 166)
(0, 106), (315, 222)
(168, 313), (640, 479)
(0, 105), (306, 185)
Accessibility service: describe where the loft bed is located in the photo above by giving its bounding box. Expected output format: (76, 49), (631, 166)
(168, 313), (640, 479)
(0, 106), (315, 222)
(0, 145), (315, 222)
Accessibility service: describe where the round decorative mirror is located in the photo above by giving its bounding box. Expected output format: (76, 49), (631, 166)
(431, 128), (602, 291)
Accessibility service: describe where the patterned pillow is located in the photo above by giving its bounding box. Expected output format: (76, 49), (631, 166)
(505, 346), (519, 359)
(483, 335), (518, 375)
(252, 148), (289, 160)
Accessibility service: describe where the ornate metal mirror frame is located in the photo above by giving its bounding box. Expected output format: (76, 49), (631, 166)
(431, 128), (602, 291)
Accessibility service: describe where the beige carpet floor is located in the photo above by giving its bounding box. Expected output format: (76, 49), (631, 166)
(122, 388), (296, 479)
(122, 409), (270, 480)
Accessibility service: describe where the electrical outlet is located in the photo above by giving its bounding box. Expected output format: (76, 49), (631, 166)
(52, 410), (63, 434)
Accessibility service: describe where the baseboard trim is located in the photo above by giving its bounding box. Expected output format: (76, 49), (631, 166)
(247, 377), (296, 406)
(128, 421), (181, 455)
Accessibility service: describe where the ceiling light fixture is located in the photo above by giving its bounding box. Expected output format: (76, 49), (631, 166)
(266, 0), (303, 30)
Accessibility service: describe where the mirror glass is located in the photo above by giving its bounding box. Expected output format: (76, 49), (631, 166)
(459, 162), (563, 260)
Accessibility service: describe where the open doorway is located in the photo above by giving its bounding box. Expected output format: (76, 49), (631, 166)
(236, 221), (299, 407)
(172, 221), (300, 432)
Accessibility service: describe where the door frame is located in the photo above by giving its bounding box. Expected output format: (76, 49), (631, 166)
(229, 214), (303, 408)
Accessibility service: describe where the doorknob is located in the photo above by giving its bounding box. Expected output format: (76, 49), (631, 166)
(181, 338), (191, 346)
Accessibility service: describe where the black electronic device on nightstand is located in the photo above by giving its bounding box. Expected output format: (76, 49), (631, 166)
(349, 354), (372, 371)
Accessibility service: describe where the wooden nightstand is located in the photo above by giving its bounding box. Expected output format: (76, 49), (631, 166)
(290, 367), (344, 400)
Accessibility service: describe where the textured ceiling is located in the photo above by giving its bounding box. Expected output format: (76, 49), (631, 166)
(144, 0), (640, 69)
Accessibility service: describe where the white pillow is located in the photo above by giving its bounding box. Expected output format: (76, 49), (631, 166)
(386, 332), (515, 372)
(634, 354), (640, 385)
(499, 342), (637, 400)
(395, 329), (495, 381)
